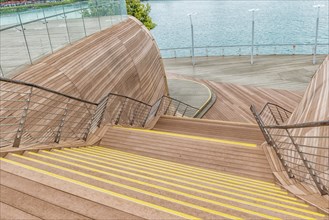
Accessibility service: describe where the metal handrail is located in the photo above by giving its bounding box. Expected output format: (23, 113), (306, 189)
(264, 120), (329, 129)
(0, 77), (200, 148)
(251, 103), (329, 196)
(0, 77), (98, 105)
(160, 43), (329, 51)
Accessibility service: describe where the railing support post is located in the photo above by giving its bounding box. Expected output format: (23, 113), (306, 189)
(83, 95), (109, 140)
(13, 87), (32, 148)
(250, 105), (294, 178)
(18, 13), (33, 64)
(62, 6), (71, 44)
(174, 102), (180, 116)
(55, 105), (68, 143)
(42, 8), (53, 53)
(285, 129), (327, 195)
(115, 98), (127, 125)
(164, 98), (172, 115)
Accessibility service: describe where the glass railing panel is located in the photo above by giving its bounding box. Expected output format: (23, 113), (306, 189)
(81, 4), (102, 36)
(0, 17), (31, 76)
(64, 8), (86, 43)
(23, 19), (52, 61)
(45, 13), (70, 51)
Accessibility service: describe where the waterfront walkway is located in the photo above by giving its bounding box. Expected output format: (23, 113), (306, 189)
(163, 55), (327, 91)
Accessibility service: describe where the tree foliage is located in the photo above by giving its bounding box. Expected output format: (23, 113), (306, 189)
(126, 0), (156, 30)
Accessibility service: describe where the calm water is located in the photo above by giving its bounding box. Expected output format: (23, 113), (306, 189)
(149, 0), (329, 53)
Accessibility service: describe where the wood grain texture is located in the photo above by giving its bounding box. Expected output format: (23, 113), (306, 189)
(167, 73), (303, 123)
(1, 17), (167, 147)
(101, 127), (275, 182)
(273, 56), (328, 193)
(11, 17), (168, 105)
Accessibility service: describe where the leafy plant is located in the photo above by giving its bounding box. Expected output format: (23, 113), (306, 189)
(126, 0), (156, 30)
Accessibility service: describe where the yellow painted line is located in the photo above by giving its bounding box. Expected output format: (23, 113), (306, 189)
(114, 126), (257, 148)
(40, 150), (325, 218)
(95, 146), (277, 187)
(31, 151), (290, 220)
(85, 147), (286, 195)
(0, 157), (200, 220)
(10, 154), (242, 220)
(93, 146), (279, 190)
(64, 148), (301, 202)
(53, 149), (309, 208)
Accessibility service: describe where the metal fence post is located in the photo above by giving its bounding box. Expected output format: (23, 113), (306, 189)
(13, 87), (32, 148)
(174, 102), (180, 116)
(54, 105), (68, 143)
(250, 105), (294, 178)
(285, 129), (327, 195)
(0, 65), (5, 78)
(115, 98), (127, 125)
(80, 2), (87, 37)
(42, 8), (53, 53)
(62, 6), (71, 44)
(182, 106), (188, 117)
(18, 13), (32, 64)
(164, 98), (172, 115)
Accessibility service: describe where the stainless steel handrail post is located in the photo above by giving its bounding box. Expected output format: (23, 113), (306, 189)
(55, 104), (68, 143)
(250, 105), (294, 178)
(285, 129), (327, 195)
(182, 106), (188, 117)
(80, 2), (87, 37)
(18, 13), (33, 64)
(42, 8), (53, 53)
(173, 102), (180, 116)
(115, 98), (127, 125)
(13, 87), (33, 148)
(97, 96), (109, 127)
(62, 6), (71, 44)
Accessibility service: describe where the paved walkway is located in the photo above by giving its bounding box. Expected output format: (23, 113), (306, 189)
(167, 78), (211, 109)
(164, 55), (327, 91)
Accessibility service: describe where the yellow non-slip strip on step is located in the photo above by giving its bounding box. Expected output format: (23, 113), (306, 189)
(26, 152), (285, 219)
(0, 157), (199, 220)
(92, 146), (277, 189)
(72, 147), (287, 197)
(114, 126), (257, 148)
(35, 150), (325, 219)
(8, 154), (244, 220)
(61, 148), (305, 206)
(53, 148), (308, 208)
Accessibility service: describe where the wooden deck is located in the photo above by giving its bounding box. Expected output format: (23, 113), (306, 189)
(167, 73), (303, 124)
(164, 55), (327, 91)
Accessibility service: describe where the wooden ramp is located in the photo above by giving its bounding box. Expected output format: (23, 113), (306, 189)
(1, 146), (327, 220)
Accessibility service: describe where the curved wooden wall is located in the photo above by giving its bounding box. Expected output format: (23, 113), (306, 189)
(11, 16), (168, 105)
(286, 56), (328, 189)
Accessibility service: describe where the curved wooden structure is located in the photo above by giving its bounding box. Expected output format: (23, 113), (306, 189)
(10, 16), (168, 105)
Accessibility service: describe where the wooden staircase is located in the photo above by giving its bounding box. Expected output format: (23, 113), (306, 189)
(101, 123), (273, 182)
(1, 146), (327, 219)
(153, 116), (265, 144)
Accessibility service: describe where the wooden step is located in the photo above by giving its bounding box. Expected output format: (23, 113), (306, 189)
(101, 127), (274, 182)
(1, 147), (327, 220)
(0, 202), (41, 220)
(153, 116), (265, 144)
(0, 185), (90, 220)
(0, 170), (143, 220)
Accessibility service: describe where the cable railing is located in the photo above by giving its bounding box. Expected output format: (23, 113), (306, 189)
(0, 77), (200, 148)
(251, 103), (329, 196)
(160, 43), (329, 59)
